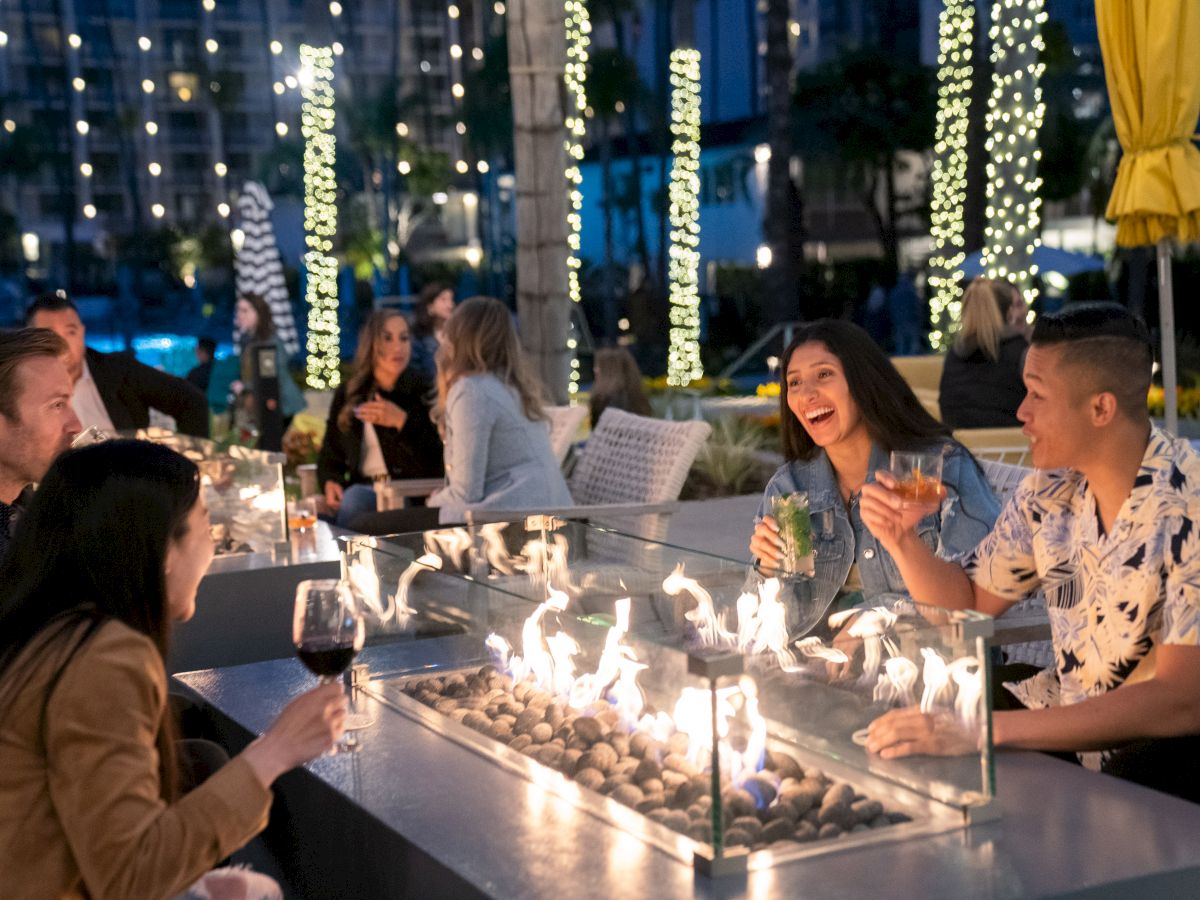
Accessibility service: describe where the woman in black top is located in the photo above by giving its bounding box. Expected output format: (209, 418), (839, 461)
(317, 311), (443, 527)
(938, 278), (1032, 428)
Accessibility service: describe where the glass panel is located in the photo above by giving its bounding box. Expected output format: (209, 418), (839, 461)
(347, 521), (994, 871)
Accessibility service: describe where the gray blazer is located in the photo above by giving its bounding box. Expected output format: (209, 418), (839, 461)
(430, 374), (572, 523)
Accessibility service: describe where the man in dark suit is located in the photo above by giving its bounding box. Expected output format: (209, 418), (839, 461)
(26, 291), (209, 437)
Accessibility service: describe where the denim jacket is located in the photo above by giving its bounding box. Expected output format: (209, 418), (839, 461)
(755, 442), (1000, 620)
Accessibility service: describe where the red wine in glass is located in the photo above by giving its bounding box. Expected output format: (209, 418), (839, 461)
(297, 638), (358, 679)
(293, 579), (367, 752)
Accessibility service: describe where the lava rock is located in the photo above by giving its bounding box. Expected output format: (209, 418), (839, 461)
(489, 722), (513, 741)
(634, 758), (662, 785)
(672, 778), (704, 810)
(660, 770), (689, 791)
(594, 708), (620, 729)
(535, 745), (564, 768)
(686, 803), (708, 821)
(646, 808), (671, 825)
(802, 809), (821, 828)
(543, 704), (565, 730)
(579, 743), (618, 774)
(724, 828), (753, 847)
(508, 734), (533, 752)
(642, 777), (664, 797)
(817, 801), (854, 830)
(434, 698), (458, 715)
(662, 753), (699, 778)
(512, 682), (532, 703)
(448, 709), (471, 723)
(561, 748), (583, 775)
(520, 744), (539, 758)
(567, 735), (590, 751)
(530, 723), (553, 744)
(612, 784), (645, 808)
(525, 690), (552, 710)
(822, 783), (854, 808)
(742, 773), (778, 807)
(687, 822), (712, 842)
(613, 756), (641, 777)
(514, 709), (543, 735)
(462, 711), (491, 732)
(478, 664), (498, 678)
(888, 812), (913, 825)
(599, 774), (632, 794)
(629, 732), (661, 761)
(817, 823), (843, 840)
(499, 701), (524, 718)
(764, 750), (804, 781)
(636, 794), (666, 814)
(730, 817), (764, 842)
(608, 733), (631, 758)
(722, 788), (757, 820)
(794, 821), (818, 843)
(661, 810), (690, 833)
(779, 784), (822, 816)
(549, 737), (566, 749)
(763, 801), (800, 825)
(851, 799), (883, 825)
(666, 732), (691, 757)
(575, 767), (605, 790)
(851, 823), (870, 834)
(761, 818), (795, 844)
(573, 717), (606, 745)
(869, 814), (891, 829)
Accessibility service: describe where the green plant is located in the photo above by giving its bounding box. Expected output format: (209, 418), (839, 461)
(683, 415), (779, 499)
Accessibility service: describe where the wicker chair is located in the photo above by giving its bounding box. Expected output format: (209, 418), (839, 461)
(545, 404), (589, 465)
(956, 427), (1032, 467)
(978, 458), (1054, 668)
(468, 407), (712, 542)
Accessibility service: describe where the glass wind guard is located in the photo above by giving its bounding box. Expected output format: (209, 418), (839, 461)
(349, 524), (991, 872)
(132, 429), (287, 555)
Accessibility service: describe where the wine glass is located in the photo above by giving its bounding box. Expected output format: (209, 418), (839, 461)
(293, 579), (366, 752)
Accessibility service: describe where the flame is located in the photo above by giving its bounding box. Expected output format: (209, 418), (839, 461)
(950, 656), (983, 731)
(668, 676), (767, 787)
(829, 607), (900, 687)
(663, 563), (734, 646)
(873, 656), (919, 707)
(479, 522), (519, 575)
(424, 527), (473, 571)
(393, 552), (443, 628)
(794, 636), (849, 664)
(919, 647), (954, 713)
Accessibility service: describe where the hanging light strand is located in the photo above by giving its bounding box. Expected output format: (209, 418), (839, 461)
(563, 0), (591, 396)
(666, 48), (703, 387)
(925, 0), (975, 349)
(981, 0), (1047, 307)
(299, 44), (341, 389)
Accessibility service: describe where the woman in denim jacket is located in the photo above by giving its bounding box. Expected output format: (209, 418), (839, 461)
(750, 321), (999, 634)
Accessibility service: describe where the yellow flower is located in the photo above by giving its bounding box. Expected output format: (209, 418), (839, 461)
(756, 381), (781, 398)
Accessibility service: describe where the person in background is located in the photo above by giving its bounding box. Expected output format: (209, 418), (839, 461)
(210, 293), (306, 434)
(0, 329), (81, 559)
(26, 291), (209, 437)
(938, 278), (1031, 428)
(589, 347), (652, 429)
(317, 310), (443, 527)
(186, 337), (217, 394)
(0, 440), (346, 898)
(348, 297), (571, 534)
(409, 282), (455, 381)
(861, 304), (1200, 802)
(888, 272), (926, 356)
(749, 320), (998, 635)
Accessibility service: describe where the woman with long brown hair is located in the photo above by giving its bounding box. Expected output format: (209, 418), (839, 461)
(317, 309), (443, 527)
(588, 347), (652, 429)
(0, 440), (344, 898)
(938, 278), (1031, 428)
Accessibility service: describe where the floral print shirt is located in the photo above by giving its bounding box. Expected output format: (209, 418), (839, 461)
(963, 428), (1200, 769)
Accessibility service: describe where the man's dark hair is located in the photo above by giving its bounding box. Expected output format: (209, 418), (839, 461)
(197, 337), (217, 357)
(0, 328), (69, 421)
(24, 290), (78, 325)
(1031, 302), (1153, 421)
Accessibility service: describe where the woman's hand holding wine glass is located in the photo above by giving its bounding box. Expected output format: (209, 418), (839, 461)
(291, 579), (367, 752)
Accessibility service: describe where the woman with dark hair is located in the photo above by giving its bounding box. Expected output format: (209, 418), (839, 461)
(749, 320), (998, 629)
(409, 282), (455, 380)
(317, 309), (444, 527)
(0, 440), (345, 898)
(209, 293), (306, 434)
(938, 278), (1031, 427)
(589, 347), (652, 429)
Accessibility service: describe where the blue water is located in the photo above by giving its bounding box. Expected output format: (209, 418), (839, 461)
(87, 333), (235, 377)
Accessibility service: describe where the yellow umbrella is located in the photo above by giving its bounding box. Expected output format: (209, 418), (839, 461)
(1096, 0), (1200, 436)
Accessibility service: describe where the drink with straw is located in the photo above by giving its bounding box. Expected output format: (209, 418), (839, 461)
(889, 450), (946, 506)
(771, 491), (815, 578)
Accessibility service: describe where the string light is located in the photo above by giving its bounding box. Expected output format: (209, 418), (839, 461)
(563, 0), (592, 396)
(666, 48), (703, 387)
(75, 120), (89, 135)
(205, 38), (219, 54)
(925, 0), (975, 349)
(152, 203), (165, 218)
(397, 160), (411, 175)
(270, 40), (283, 55)
(148, 162), (162, 176)
(72, 77), (85, 92)
(982, 0), (1047, 307)
(141, 78), (155, 93)
(275, 122), (288, 136)
(138, 36), (151, 51)
(145, 121), (158, 135)
(299, 44), (340, 390)
(79, 162), (92, 177)
(82, 203), (96, 218)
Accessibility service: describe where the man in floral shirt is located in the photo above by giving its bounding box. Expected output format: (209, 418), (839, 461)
(860, 303), (1200, 801)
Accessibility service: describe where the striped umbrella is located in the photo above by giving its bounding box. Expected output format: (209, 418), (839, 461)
(234, 181), (300, 355)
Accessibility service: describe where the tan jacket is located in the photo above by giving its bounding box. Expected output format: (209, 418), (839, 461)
(0, 620), (271, 899)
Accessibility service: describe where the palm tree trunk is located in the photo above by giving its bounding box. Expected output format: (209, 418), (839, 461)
(506, 0), (571, 401)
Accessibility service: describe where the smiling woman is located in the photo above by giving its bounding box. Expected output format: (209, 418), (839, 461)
(748, 320), (1000, 638)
